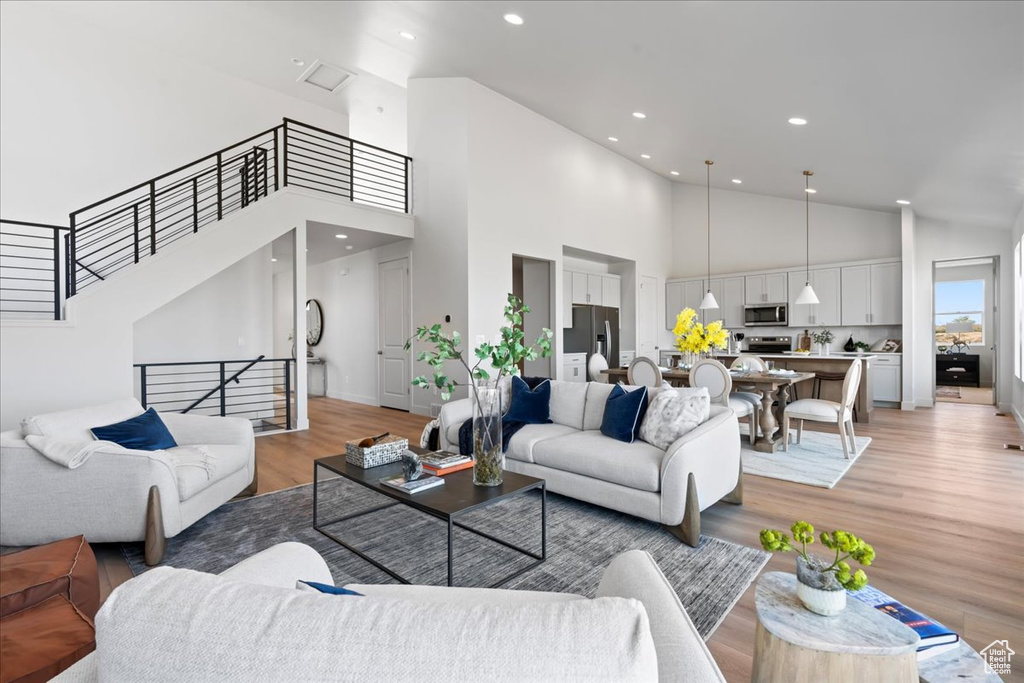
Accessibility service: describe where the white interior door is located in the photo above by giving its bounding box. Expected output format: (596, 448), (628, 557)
(378, 257), (410, 410)
(639, 275), (659, 360)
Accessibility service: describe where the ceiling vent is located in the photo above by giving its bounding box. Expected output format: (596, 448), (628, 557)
(298, 60), (356, 94)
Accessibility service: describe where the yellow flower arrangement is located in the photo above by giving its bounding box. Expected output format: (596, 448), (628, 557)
(673, 307), (729, 354)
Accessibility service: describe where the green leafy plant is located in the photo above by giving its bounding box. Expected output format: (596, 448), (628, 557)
(760, 521), (875, 591)
(811, 328), (835, 346)
(853, 341), (871, 352)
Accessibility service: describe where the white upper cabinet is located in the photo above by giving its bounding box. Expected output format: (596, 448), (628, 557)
(665, 282), (684, 330)
(791, 268), (842, 327)
(841, 263), (900, 325)
(788, 270), (814, 327)
(709, 276), (745, 328)
(587, 274), (604, 306)
(745, 273), (788, 304)
(601, 275), (621, 309)
(571, 271), (589, 305)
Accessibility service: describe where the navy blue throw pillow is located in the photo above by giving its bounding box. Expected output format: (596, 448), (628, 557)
(91, 407), (178, 451)
(298, 581), (363, 596)
(601, 384), (649, 443)
(504, 376), (552, 424)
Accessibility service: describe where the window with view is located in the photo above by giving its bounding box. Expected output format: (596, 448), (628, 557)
(934, 280), (984, 346)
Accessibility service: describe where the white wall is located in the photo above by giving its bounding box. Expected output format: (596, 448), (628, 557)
(0, 1), (349, 225)
(934, 262), (995, 387)
(134, 246), (274, 364)
(272, 270), (294, 360)
(671, 184), (901, 278)
(521, 258), (553, 378)
(912, 218), (1012, 409)
(1012, 205), (1024, 430)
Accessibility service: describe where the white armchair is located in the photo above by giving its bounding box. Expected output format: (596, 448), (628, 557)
(0, 399), (255, 565)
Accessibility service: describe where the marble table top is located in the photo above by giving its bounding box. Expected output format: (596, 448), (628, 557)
(918, 642), (1003, 682)
(755, 572), (919, 656)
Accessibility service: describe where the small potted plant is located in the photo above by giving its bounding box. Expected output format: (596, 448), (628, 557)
(811, 328), (835, 356)
(760, 521), (874, 616)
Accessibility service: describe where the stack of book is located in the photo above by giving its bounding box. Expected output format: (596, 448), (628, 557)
(380, 474), (444, 494)
(849, 585), (960, 660)
(419, 452), (474, 476)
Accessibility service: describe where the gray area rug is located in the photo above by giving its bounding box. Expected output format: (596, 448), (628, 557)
(740, 428), (871, 488)
(123, 482), (768, 639)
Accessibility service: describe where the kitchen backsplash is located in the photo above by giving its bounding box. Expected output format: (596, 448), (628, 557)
(737, 325), (902, 353)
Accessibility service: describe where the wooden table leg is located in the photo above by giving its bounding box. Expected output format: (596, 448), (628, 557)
(755, 384), (781, 453)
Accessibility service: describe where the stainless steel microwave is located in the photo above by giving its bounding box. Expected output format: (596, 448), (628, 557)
(744, 304), (788, 327)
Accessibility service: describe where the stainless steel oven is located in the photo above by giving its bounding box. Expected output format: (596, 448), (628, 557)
(746, 336), (793, 353)
(744, 303), (788, 327)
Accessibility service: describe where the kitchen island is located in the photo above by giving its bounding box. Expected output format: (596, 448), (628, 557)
(716, 353), (875, 423)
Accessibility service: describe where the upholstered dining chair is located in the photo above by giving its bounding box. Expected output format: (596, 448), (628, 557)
(690, 359), (757, 445)
(626, 356), (662, 387)
(782, 358), (862, 459)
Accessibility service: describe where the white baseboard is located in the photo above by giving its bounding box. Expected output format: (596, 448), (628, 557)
(1012, 405), (1024, 434)
(325, 390), (377, 406)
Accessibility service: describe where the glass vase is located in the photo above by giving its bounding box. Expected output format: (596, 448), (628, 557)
(472, 379), (503, 487)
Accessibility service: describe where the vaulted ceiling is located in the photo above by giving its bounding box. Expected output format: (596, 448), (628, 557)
(41, 0), (1024, 228)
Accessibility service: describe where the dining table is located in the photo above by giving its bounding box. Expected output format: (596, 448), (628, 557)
(601, 367), (815, 453)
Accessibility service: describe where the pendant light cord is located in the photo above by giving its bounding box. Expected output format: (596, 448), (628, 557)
(804, 171), (812, 284)
(706, 160), (713, 289)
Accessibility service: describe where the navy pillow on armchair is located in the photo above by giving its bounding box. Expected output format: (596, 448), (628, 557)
(503, 376), (552, 424)
(601, 384), (649, 443)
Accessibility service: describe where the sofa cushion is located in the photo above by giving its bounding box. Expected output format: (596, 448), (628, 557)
(90, 408), (178, 452)
(601, 385), (649, 444)
(504, 377), (552, 424)
(639, 387), (711, 450)
(533, 431), (664, 492)
(21, 399), (144, 442)
(583, 382), (616, 430)
(505, 423), (579, 463)
(168, 444), (249, 502)
(95, 567), (658, 682)
(345, 583), (585, 606)
(548, 381), (588, 430)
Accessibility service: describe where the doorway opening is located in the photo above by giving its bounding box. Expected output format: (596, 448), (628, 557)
(932, 257), (997, 407)
(512, 255), (555, 378)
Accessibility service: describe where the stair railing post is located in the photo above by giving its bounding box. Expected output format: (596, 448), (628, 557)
(241, 160), (249, 209)
(405, 157), (411, 214)
(272, 130), (279, 192)
(148, 181), (157, 256)
(133, 204), (140, 263)
(284, 359), (292, 430)
(140, 366), (148, 409)
(216, 152), (224, 219)
(219, 362), (227, 417)
(282, 120), (289, 188)
(192, 177), (199, 233)
(63, 233), (71, 299)
(68, 213), (76, 297)
(52, 226), (60, 320)
(348, 139), (355, 202)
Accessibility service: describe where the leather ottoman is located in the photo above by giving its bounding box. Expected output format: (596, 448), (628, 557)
(0, 536), (99, 683)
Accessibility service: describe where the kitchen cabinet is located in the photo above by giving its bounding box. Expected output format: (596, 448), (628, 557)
(842, 263), (901, 325)
(705, 276), (745, 328)
(587, 274), (604, 305)
(666, 279), (705, 329)
(601, 275), (621, 309)
(570, 271), (588, 305)
(563, 353), (587, 383)
(565, 270), (621, 326)
(745, 273), (787, 304)
(788, 267), (841, 327)
(872, 355), (902, 402)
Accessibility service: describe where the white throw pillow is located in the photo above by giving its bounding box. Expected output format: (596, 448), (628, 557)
(639, 387), (711, 450)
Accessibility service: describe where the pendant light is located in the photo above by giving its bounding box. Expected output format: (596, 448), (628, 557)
(794, 170), (820, 305)
(699, 159), (719, 310)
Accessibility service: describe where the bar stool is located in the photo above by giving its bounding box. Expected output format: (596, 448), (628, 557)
(813, 372), (857, 422)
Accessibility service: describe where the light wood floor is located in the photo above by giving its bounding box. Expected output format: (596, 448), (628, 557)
(935, 384), (995, 406)
(95, 397), (1024, 682)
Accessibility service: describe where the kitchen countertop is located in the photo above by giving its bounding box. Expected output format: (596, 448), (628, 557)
(717, 352), (880, 360)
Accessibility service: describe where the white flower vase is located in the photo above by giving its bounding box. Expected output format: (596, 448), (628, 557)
(818, 343), (830, 356)
(796, 555), (846, 616)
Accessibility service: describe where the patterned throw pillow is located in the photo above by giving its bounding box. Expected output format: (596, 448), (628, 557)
(639, 387), (711, 450)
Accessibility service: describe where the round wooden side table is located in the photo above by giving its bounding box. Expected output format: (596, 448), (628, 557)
(754, 572), (920, 682)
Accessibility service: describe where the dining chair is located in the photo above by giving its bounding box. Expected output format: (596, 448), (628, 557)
(782, 359), (862, 459)
(588, 353), (609, 383)
(626, 356), (662, 387)
(690, 359), (757, 445)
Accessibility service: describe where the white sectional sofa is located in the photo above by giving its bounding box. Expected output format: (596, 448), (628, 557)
(438, 380), (743, 546)
(53, 542), (725, 682)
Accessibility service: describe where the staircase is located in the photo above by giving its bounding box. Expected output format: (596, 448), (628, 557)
(1, 119), (412, 319)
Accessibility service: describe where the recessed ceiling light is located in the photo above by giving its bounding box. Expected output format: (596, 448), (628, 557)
(670, 171), (680, 176)
(788, 117), (808, 125)
(291, 58), (305, 66)
(503, 13), (524, 25)
(399, 31), (415, 40)
(641, 154), (651, 159)
(335, 234), (348, 239)
(607, 136), (619, 142)
(346, 245), (353, 250)
(731, 179), (742, 184)
(805, 188), (817, 194)
(271, 257), (278, 262)
(632, 112), (647, 119)
(896, 199), (911, 205)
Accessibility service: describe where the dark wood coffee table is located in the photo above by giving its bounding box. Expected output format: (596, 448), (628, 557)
(313, 455), (546, 588)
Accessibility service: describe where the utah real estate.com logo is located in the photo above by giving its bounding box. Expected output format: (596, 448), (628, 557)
(981, 640), (1014, 676)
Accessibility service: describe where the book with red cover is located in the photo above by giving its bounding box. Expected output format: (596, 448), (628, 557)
(422, 459), (474, 476)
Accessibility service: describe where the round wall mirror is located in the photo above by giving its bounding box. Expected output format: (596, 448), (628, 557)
(306, 299), (323, 346)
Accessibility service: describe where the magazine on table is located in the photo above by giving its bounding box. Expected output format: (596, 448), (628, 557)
(380, 474), (445, 494)
(849, 585), (959, 660)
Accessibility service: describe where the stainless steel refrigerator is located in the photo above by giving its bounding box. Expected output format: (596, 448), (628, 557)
(564, 305), (619, 371)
